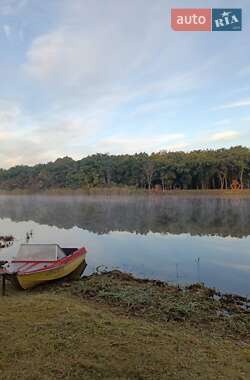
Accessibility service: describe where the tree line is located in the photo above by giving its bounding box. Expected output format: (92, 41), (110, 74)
(0, 146), (249, 191)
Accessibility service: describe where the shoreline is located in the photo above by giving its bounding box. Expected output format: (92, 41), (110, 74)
(75, 270), (250, 321)
(5, 270), (250, 333)
(1, 188), (250, 198)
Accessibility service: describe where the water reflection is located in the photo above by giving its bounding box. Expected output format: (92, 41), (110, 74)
(0, 195), (249, 296)
(0, 195), (249, 237)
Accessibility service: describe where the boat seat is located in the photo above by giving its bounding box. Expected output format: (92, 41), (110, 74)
(62, 248), (78, 256)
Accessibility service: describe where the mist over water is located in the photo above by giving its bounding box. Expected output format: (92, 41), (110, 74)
(0, 195), (249, 296)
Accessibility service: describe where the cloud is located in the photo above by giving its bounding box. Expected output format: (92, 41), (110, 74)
(23, 0), (210, 98)
(32, 113), (101, 148)
(3, 24), (11, 39)
(21, 0), (220, 169)
(93, 133), (186, 155)
(238, 66), (250, 77)
(24, 21), (151, 86)
(0, 100), (43, 167)
(0, 100), (21, 125)
(24, 23), (200, 135)
(215, 98), (250, 110)
(0, 97), (107, 167)
(0, 0), (249, 168)
(0, 131), (12, 141)
(0, 0), (28, 15)
(161, 143), (188, 152)
(242, 116), (250, 122)
(25, 29), (84, 83)
(0, 135), (60, 168)
(210, 130), (240, 142)
(0, 96), (191, 166)
(213, 119), (231, 126)
(22, 2), (216, 133)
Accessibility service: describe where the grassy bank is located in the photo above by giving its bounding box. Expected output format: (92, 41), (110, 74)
(1, 271), (250, 379)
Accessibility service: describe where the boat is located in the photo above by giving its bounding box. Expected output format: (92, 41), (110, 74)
(5, 244), (87, 290)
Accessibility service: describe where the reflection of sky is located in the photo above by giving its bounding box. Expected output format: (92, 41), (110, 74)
(1, 218), (250, 296)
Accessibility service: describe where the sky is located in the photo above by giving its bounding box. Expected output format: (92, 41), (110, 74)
(0, 0), (249, 168)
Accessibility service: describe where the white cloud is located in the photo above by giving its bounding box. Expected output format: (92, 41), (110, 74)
(3, 24), (11, 38)
(1, 1), (248, 168)
(93, 133), (186, 155)
(24, 22), (150, 86)
(0, 131), (12, 141)
(161, 143), (188, 152)
(25, 29), (88, 83)
(0, 98), (106, 167)
(24, 0), (211, 99)
(241, 116), (250, 122)
(21, 0), (219, 170)
(210, 130), (240, 142)
(0, 0), (28, 15)
(215, 98), (250, 110)
(0, 100), (21, 124)
(213, 119), (231, 126)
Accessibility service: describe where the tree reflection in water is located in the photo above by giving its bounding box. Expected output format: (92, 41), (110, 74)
(0, 195), (249, 238)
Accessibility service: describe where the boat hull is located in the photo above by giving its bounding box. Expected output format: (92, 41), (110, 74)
(15, 248), (86, 290)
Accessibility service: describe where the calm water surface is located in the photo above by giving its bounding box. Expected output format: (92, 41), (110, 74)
(0, 194), (250, 296)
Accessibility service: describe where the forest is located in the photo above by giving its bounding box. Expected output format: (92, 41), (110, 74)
(0, 146), (249, 191)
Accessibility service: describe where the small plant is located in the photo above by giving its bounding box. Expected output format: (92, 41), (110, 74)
(0, 235), (14, 248)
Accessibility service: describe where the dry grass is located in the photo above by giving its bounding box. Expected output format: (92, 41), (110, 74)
(1, 272), (250, 379)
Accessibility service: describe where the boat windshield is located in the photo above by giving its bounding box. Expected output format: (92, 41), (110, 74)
(15, 244), (65, 261)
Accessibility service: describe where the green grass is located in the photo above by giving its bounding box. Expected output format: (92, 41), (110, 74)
(0, 272), (250, 380)
(68, 271), (250, 338)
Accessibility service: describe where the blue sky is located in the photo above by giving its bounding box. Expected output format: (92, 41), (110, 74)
(0, 0), (249, 168)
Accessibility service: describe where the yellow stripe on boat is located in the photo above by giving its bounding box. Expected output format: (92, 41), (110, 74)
(16, 254), (84, 290)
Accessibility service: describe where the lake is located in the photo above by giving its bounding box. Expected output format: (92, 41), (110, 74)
(0, 194), (250, 296)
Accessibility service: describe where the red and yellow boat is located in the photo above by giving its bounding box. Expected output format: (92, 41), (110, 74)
(6, 244), (87, 290)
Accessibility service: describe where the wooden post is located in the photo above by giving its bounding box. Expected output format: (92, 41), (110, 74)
(2, 274), (6, 296)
